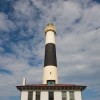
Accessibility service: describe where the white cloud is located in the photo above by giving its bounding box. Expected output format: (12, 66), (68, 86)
(73, 4), (100, 33)
(0, 47), (4, 52)
(0, 52), (42, 97)
(56, 28), (100, 96)
(0, 13), (16, 32)
(14, 0), (33, 17)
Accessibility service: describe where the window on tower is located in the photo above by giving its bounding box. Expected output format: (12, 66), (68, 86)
(69, 91), (75, 100)
(28, 91), (33, 100)
(47, 80), (55, 85)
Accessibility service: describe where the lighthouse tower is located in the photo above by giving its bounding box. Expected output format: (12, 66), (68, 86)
(43, 23), (58, 84)
(16, 23), (86, 100)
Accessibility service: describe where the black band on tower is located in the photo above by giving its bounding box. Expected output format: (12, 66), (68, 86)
(44, 43), (57, 67)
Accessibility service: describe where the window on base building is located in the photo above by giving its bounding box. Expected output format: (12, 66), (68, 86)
(69, 91), (75, 100)
(28, 91), (33, 100)
(36, 91), (40, 100)
(62, 91), (67, 100)
(49, 92), (54, 100)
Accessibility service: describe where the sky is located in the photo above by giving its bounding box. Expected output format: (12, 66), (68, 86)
(0, 0), (100, 100)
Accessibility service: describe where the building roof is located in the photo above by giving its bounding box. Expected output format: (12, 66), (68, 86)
(16, 84), (86, 91)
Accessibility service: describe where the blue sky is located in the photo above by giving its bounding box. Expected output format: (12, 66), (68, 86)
(0, 0), (100, 100)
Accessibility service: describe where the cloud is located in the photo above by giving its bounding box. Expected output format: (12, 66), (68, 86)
(72, 3), (100, 33)
(0, 12), (16, 32)
(0, 52), (42, 97)
(57, 28), (100, 99)
(0, 47), (4, 53)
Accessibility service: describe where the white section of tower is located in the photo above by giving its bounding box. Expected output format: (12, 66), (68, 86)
(45, 31), (55, 44)
(43, 66), (58, 84)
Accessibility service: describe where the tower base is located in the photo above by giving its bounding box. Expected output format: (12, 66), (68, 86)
(16, 84), (86, 100)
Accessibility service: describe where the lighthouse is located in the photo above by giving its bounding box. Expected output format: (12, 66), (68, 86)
(43, 23), (58, 84)
(16, 23), (86, 100)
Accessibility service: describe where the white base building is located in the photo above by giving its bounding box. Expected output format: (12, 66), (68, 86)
(17, 84), (86, 100)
